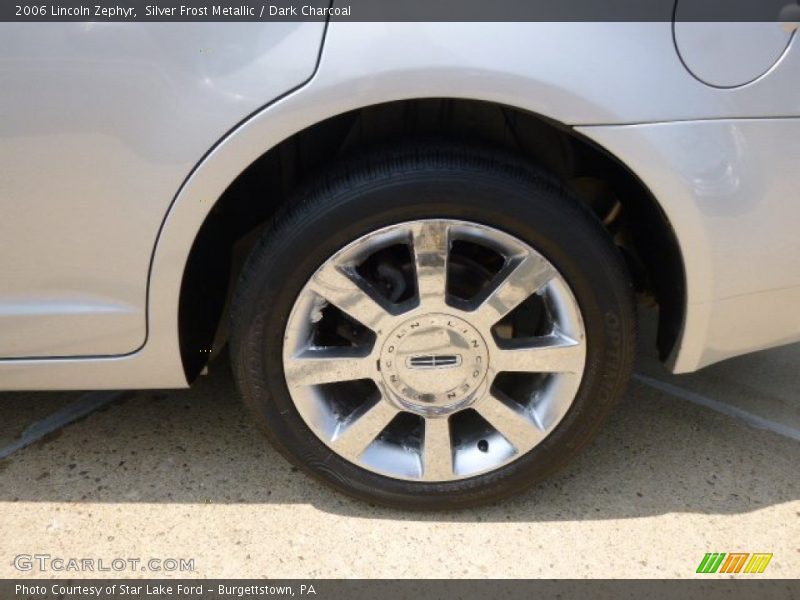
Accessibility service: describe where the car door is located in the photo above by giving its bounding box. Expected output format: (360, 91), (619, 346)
(0, 20), (327, 357)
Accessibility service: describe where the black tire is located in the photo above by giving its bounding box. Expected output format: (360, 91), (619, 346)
(230, 143), (636, 509)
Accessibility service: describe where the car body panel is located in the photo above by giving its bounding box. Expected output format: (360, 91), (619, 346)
(577, 119), (800, 370)
(0, 22), (798, 388)
(673, 22), (795, 88)
(0, 21), (327, 357)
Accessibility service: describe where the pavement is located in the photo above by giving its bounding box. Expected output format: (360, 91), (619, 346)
(0, 328), (798, 579)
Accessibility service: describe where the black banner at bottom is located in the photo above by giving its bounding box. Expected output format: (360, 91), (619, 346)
(3, 579), (800, 600)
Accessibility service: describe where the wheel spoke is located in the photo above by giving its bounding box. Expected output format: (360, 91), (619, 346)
(411, 221), (450, 308)
(331, 400), (398, 460)
(492, 335), (585, 374)
(474, 253), (555, 327)
(284, 352), (375, 388)
(309, 262), (393, 330)
(422, 417), (454, 481)
(476, 393), (545, 452)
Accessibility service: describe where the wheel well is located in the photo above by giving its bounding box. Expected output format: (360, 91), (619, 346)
(179, 98), (685, 382)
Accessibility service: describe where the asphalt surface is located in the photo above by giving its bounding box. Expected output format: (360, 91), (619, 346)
(0, 338), (798, 579)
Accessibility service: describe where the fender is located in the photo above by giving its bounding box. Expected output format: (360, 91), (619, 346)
(148, 23), (708, 383)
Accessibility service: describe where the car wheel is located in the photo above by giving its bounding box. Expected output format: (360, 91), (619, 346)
(230, 143), (636, 509)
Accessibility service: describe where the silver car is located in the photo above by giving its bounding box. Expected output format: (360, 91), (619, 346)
(2, 17), (799, 507)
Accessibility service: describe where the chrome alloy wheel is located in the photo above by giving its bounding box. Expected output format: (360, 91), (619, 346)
(282, 219), (586, 482)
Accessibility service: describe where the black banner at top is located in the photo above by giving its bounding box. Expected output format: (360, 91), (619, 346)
(2, 0), (800, 22)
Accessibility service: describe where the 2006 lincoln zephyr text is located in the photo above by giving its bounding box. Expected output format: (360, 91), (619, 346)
(1, 17), (799, 508)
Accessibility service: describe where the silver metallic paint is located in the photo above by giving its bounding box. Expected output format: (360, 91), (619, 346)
(0, 22), (798, 388)
(0, 22), (326, 357)
(673, 21), (795, 88)
(577, 119), (800, 370)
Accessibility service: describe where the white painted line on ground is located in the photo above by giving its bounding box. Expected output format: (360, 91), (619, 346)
(633, 373), (800, 442)
(0, 391), (127, 460)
